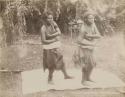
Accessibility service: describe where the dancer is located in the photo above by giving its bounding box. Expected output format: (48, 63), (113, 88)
(76, 12), (101, 85)
(41, 12), (72, 84)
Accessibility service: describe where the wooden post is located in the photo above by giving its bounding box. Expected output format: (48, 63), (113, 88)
(44, 0), (48, 13)
(0, 44), (25, 97)
(68, 22), (73, 40)
(0, 70), (22, 97)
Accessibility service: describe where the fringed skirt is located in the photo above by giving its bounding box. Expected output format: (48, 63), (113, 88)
(73, 47), (96, 69)
(43, 48), (64, 71)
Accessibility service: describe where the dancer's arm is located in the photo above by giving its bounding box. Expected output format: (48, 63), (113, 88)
(86, 24), (101, 39)
(46, 22), (61, 38)
(41, 26), (57, 44)
(77, 25), (95, 46)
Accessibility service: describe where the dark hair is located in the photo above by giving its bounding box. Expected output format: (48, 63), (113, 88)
(42, 11), (54, 25)
(81, 11), (95, 24)
(43, 11), (53, 20)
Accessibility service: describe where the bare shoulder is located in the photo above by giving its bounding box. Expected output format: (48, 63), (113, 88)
(53, 21), (58, 27)
(41, 25), (46, 31)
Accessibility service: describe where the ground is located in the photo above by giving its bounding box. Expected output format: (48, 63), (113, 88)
(0, 33), (125, 97)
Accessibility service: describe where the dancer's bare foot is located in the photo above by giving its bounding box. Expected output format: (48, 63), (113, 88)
(64, 75), (73, 79)
(86, 78), (95, 83)
(48, 80), (54, 85)
(81, 81), (89, 86)
(81, 80), (91, 86)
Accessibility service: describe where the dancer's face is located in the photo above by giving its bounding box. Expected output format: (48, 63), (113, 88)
(47, 15), (54, 24)
(87, 15), (95, 24)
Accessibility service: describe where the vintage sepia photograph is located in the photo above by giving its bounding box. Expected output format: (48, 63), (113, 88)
(0, 0), (125, 97)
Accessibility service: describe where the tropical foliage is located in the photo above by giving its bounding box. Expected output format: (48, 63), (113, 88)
(0, 0), (125, 45)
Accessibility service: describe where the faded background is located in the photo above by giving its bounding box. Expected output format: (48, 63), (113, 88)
(0, 0), (125, 97)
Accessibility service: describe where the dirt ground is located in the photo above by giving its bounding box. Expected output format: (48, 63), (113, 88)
(0, 33), (125, 97)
